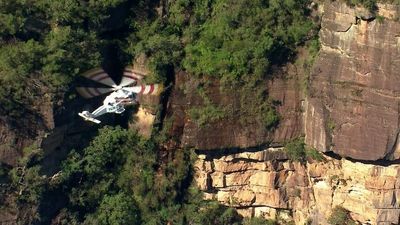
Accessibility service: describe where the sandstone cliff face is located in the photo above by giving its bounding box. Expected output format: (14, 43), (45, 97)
(166, 68), (303, 150)
(195, 150), (400, 225)
(183, 2), (400, 224)
(305, 2), (400, 160)
(166, 2), (400, 161)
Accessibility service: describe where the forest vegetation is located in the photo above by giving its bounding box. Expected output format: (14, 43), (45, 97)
(5, 126), (280, 224)
(0, 0), (346, 224)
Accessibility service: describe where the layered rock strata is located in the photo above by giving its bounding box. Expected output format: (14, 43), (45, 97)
(194, 149), (400, 225)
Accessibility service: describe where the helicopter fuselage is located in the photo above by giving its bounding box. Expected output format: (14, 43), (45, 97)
(104, 89), (137, 114)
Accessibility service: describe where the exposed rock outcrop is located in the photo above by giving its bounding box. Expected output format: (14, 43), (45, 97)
(195, 149), (400, 225)
(165, 2), (400, 161)
(166, 3), (400, 224)
(305, 1), (400, 160)
(166, 67), (303, 150)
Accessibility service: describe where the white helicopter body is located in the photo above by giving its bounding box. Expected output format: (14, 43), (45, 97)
(76, 67), (162, 123)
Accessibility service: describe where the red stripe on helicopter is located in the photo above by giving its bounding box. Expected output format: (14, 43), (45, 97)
(122, 75), (138, 80)
(89, 73), (109, 81)
(77, 87), (94, 98)
(123, 71), (142, 80)
(86, 70), (103, 77)
(148, 84), (154, 94)
(139, 84), (145, 94)
(97, 75), (112, 81)
(124, 69), (146, 77)
(86, 88), (98, 97)
(88, 71), (106, 79)
(93, 88), (102, 96)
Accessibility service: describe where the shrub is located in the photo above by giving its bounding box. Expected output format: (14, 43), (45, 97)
(96, 193), (141, 225)
(188, 202), (242, 225)
(376, 15), (385, 23)
(263, 107), (280, 130)
(327, 118), (336, 134)
(305, 147), (325, 161)
(10, 165), (46, 204)
(342, 0), (377, 11)
(189, 105), (226, 127)
(285, 138), (306, 161)
(328, 206), (357, 225)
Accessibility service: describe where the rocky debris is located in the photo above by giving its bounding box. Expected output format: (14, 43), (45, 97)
(194, 149), (400, 225)
(129, 54), (164, 138)
(305, 1), (400, 160)
(129, 107), (155, 138)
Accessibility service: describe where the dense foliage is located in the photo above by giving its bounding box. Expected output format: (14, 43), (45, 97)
(285, 137), (325, 162)
(132, 0), (316, 84)
(183, 0), (314, 82)
(131, 0), (317, 129)
(0, 0), (118, 118)
(4, 126), (276, 224)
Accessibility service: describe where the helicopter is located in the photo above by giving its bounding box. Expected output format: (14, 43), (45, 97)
(76, 67), (162, 123)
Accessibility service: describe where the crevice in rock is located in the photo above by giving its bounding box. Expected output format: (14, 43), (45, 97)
(335, 21), (356, 33)
(326, 150), (400, 166)
(218, 168), (271, 174)
(235, 205), (290, 210)
(385, 103), (400, 160)
(359, 15), (376, 22)
(320, 44), (353, 58)
(195, 143), (284, 159)
(198, 141), (400, 167)
(331, 80), (400, 100)
(385, 128), (400, 160)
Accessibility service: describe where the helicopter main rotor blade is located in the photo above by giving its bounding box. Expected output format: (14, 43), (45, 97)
(119, 66), (145, 87)
(82, 68), (116, 87)
(76, 87), (114, 99)
(124, 84), (163, 95)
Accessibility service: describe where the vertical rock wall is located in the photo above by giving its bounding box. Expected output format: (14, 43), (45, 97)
(305, 2), (400, 160)
(166, 66), (303, 150)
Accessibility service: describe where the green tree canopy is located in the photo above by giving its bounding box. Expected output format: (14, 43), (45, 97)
(96, 193), (141, 225)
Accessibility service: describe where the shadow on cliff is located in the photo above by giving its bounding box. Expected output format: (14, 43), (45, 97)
(324, 151), (400, 166)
